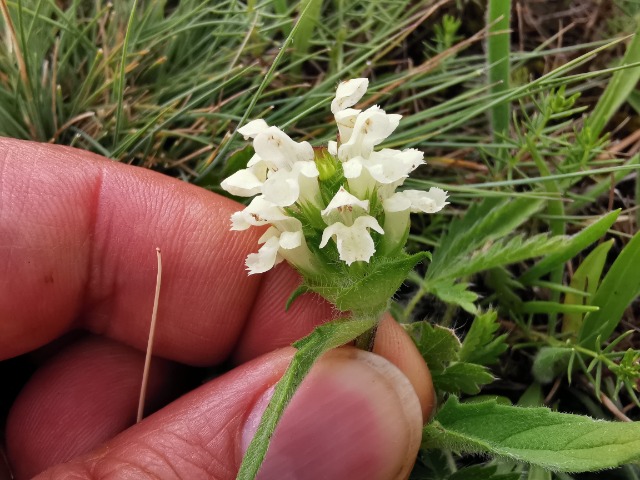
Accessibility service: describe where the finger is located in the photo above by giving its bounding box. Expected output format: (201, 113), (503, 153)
(6, 336), (186, 479)
(0, 138), (332, 364)
(7, 316), (434, 476)
(32, 347), (424, 480)
(374, 315), (435, 421)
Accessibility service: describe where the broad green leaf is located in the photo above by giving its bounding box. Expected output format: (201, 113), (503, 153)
(519, 210), (620, 284)
(423, 397), (640, 472)
(238, 316), (377, 480)
(430, 281), (479, 314)
(433, 362), (495, 395)
(309, 252), (429, 315)
(579, 230), (640, 349)
(405, 321), (461, 371)
(563, 239), (614, 335)
(459, 310), (508, 366)
(532, 347), (573, 384)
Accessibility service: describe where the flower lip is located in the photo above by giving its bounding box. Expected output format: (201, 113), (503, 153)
(331, 78), (369, 114)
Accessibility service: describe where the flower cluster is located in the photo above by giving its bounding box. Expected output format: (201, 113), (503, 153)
(221, 78), (448, 276)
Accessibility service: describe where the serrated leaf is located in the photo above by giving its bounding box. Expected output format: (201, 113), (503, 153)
(532, 347), (573, 384)
(238, 317), (376, 479)
(459, 310), (508, 366)
(405, 321), (461, 371)
(519, 210), (620, 284)
(579, 230), (640, 349)
(308, 251), (429, 315)
(563, 239), (614, 335)
(433, 362), (495, 395)
(442, 233), (566, 282)
(423, 397), (640, 472)
(430, 281), (479, 314)
(428, 197), (544, 281)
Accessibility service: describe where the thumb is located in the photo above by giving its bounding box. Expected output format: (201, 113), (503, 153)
(36, 347), (424, 480)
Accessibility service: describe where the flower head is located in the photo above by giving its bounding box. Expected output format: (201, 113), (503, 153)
(220, 78), (448, 282)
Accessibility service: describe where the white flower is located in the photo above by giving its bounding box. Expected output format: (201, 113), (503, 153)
(334, 108), (361, 144)
(338, 106), (402, 161)
(320, 216), (384, 265)
(320, 187), (369, 225)
(381, 188), (449, 254)
(254, 126), (314, 171)
(246, 227), (315, 275)
(220, 161), (267, 197)
(238, 119), (270, 139)
(262, 160), (320, 207)
(384, 188), (449, 214)
(230, 196), (299, 232)
(342, 148), (424, 198)
(331, 78), (369, 114)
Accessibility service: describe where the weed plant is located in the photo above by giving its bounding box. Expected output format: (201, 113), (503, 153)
(1, 0), (640, 478)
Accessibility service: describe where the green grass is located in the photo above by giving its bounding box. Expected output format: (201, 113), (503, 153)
(2, 1), (640, 478)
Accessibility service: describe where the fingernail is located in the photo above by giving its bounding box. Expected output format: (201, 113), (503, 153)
(241, 348), (422, 480)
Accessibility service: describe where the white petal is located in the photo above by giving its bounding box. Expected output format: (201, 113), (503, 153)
(262, 161), (319, 207)
(245, 235), (281, 275)
(253, 126), (314, 171)
(331, 78), (369, 114)
(320, 215), (383, 265)
(279, 230), (303, 250)
(384, 188), (449, 214)
(342, 157), (364, 179)
(230, 196), (288, 230)
(221, 166), (265, 197)
(321, 186), (369, 218)
(238, 119), (269, 139)
(328, 140), (338, 156)
(334, 108), (360, 143)
(383, 192), (413, 213)
(338, 106), (402, 161)
(366, 148), (424, 184)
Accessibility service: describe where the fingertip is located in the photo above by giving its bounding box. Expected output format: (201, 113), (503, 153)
(374, 315), (436, 421)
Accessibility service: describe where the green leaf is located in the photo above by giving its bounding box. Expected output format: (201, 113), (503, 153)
(238, 316), (377, 480)
(423, 397), (640, 472)
(430, 281), (479, 314)
(405, 321), (461, 371)
(532, 347), (573, 384)
(563, 239), (614, 335)
(459, 310), (508, 366)
(586, 28), (640, 138)
(579, 230), (640, 349)
(433, 362), (495, 395)
(285, 285), (310, 311)
(428, 197), (544, 281)
(308, 251), (429, 315)
(520, 301), (599, 315)
(519, 210), (620, 284)
(443, 233), (565, 282)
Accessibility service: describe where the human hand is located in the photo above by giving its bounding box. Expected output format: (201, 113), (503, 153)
(1, 138), (434, 479)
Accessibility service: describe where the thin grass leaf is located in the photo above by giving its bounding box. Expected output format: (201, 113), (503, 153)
(578, 230), (640, 349)
(562, 239), (614, 335)
(586, 28), (640, 137)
